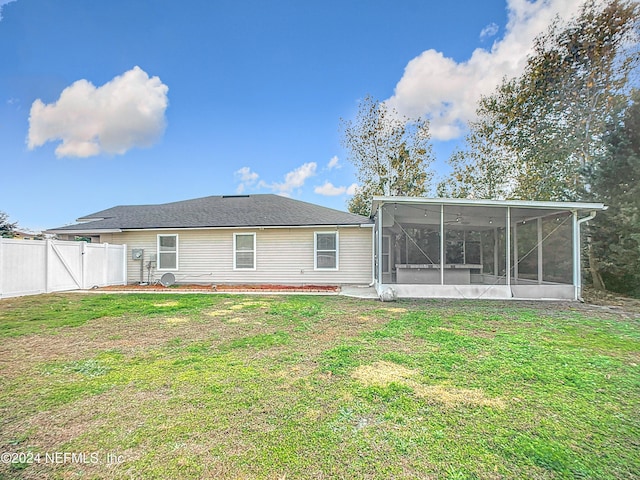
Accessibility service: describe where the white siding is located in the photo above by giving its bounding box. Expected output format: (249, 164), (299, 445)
(110, 227), (373, 285)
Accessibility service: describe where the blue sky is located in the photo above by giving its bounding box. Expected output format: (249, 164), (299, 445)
(0, 0), (587, 231)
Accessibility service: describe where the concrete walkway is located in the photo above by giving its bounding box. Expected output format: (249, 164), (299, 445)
(339, 285), (379, 299)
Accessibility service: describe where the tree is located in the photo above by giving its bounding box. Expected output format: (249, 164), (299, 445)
(0, 211), (18, 238)
(437, 95), (518, 200)
(589, 91), (640, 296)
(341, 95), (434, 215)
(444, 0), (640, 201)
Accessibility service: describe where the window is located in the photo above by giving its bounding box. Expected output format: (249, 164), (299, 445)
(158, 234), (178, 270)
(234, 233), (256, 270)
(315, 232), (338, 270)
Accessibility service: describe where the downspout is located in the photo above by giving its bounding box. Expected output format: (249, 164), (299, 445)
(576, 210), (598, 302)
(369, 221), (375, 287)
(378, 203), (384, 289)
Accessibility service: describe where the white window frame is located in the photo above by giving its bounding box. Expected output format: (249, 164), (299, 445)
(233, 232), (256, 270)
(314, 231), (339, 271)
(157, 234), (179, 271)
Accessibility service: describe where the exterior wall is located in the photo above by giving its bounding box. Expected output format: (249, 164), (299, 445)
(381, 284), (513, 300)
(104, 226), (373, 285)
(510, 285), (574, 300)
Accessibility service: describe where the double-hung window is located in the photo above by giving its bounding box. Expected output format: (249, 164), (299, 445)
(315, 232), (338, 270)
(158, 234), (178, 270)
(234, 233), (256, 270)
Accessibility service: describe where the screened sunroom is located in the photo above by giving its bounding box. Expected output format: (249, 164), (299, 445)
(371, 197), (606, 300)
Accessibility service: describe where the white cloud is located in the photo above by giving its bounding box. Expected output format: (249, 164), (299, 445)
(27, 66), (169, 158)
(0, 0), (16, 21)
(314, 181), (359, 196)
(233, 163), (317, 195)
(385, 0), (588, 140)
(268, 162), (317, 193)
(235, 166), (259, 183)
(327, 155), (340, 170)
(234, 166), (260, 193)
(480, 22), (499, 40)
(314, 181), (345, 196)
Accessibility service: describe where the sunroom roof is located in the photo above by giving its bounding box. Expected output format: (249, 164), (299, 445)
(371, 196), (606, 216)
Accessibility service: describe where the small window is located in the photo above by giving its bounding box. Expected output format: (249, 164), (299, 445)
(158, 234), (178, 270)
(315, 232), (338, 270)
(234, 233), (256, 270)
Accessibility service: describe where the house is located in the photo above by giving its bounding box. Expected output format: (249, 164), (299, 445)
(47, 194), (374, 286)
(48, 194), (606, 301)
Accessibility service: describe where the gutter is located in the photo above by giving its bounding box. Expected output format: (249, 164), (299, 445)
(45, 229), (123, 235)
(369, 223), (376, 287)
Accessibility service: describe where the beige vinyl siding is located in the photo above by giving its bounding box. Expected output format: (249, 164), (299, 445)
(109, 226), (372, 285)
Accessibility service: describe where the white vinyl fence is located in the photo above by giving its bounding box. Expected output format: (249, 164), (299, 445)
(0, 238), (127, 298)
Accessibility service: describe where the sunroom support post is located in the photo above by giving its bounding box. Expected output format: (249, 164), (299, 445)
(440, 204), (445, 285)
(513, 222), (519, 283)
(378, 204), (384, 287)
(572, 210), (579, 301)
(537, 217), (543, 285)
(506, 207), (511, 289)
(493, 227), (498, 277)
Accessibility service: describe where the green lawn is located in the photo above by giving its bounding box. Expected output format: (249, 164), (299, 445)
(0, 293), (638, 479)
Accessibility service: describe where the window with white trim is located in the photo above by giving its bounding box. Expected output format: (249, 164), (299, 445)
(234, 233), (256, 270)
(315, 232), (338, 270)
(158, 234), (178, 270)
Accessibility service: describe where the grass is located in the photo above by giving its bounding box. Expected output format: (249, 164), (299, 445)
(0, 293), (638, 479)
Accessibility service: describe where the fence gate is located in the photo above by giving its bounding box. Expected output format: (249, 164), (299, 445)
(0, 239), (127, 298)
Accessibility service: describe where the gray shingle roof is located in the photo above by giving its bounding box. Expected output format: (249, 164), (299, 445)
(49, 194), (372, 232)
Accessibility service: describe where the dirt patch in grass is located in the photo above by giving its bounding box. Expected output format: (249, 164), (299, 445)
(383, 307), (408, 313)
(165, 317), (190, 324)
(352, 360), (505, 408)
(0, 314), (219, 379)
(0, 386), (165, 479)
(153, 301), (180, 307)
(204, 309), (233, 317)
